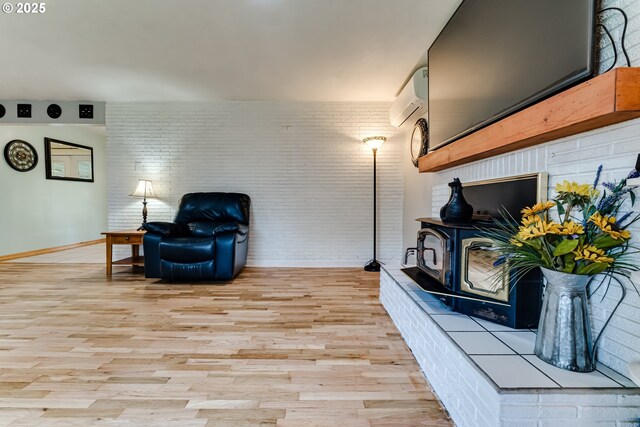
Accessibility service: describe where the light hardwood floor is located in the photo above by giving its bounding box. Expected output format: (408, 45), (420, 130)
(0, 263), (451, 426)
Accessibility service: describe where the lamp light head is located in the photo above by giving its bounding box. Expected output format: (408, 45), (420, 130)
(363, 136), (386, 151)
(130, 179), (157, 200)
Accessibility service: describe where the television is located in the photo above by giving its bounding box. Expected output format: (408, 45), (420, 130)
(428, 0), (596, 150)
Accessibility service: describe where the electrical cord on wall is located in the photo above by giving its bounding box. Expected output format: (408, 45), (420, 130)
(597, 23), (617, 73)
(598, 7), (631, 72)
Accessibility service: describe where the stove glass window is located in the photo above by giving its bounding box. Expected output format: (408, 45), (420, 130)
(461, 239), (509, 302)
(421, 233), (443, 271)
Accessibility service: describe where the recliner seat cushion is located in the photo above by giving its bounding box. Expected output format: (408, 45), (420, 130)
(160, 260), (215, 281)
(159, 237), (215, 263)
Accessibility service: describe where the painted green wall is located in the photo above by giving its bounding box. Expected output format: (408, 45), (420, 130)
(0, 125), (107, 257)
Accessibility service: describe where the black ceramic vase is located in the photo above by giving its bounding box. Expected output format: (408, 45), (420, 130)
(440, 178), (473, 223)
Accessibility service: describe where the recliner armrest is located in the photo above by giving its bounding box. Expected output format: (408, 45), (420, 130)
(188, 222), (249, 237)
(213, 223), (241, 234)
(142, 222), (191, 237)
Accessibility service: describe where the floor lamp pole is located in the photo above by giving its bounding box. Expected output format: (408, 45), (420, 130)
(365, 147), (381, 272)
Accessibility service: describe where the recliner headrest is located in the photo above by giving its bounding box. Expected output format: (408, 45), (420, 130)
(174, 192), (251, 225)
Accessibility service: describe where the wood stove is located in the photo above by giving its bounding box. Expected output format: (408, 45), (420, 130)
(411, 218), (542, 329)
(404, 173), (547, 329)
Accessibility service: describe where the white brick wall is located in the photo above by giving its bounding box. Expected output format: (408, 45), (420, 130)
(381, 269), (640, 427)
(421, 0), (640, 380)
(428, 102), (640, 378)
(106, 102), (403, 266)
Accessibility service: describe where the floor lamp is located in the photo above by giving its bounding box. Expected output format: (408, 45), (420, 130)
(363, 136), (386, 272)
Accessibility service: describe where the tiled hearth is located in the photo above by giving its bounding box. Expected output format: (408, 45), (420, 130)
(380, 266), (640, 427)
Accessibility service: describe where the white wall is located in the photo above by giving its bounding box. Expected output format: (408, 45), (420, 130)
(403, 0), (640, 375)
(0, 125), (107, 256)
(106, 102), (403, 266)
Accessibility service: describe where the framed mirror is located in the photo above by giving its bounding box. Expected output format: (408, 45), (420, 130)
(44, 137), (94, 182)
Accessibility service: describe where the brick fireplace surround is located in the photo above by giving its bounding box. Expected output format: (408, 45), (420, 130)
(381, 266), (640, 427)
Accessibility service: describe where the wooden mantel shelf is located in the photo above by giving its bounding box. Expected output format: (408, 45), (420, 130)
(419, 67), (640, 173)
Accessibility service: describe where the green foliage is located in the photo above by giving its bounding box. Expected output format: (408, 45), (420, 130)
(553, 239), (579, 256)
(576, 262), (609, 276)
(484, 168), (639, 280)
(562, 253), (576, 273)
(592, 234), (627, 249)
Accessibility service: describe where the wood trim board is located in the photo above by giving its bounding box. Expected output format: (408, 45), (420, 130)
(418, 67), (640, 172)
(0, 238), (105, 262)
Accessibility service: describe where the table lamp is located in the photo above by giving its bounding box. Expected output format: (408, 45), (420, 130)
(130, 179), (157, 228)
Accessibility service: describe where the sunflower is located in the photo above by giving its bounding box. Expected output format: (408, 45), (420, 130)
(521, 215), (542, 227)
(557, 221), (585, 236)
(521, 201), (555, 216)
(555, 180), (599, 198)
(517, 220), (562, 240)
(573, 245), (614, 264)
(588, 212), (631, 240)
(509, 238), (523, 247)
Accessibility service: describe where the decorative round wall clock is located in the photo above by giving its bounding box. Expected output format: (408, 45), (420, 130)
(4, 140), (38, 172)
(410, 118), (429, 167)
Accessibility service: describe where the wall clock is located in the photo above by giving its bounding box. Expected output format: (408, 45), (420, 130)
(4, 140), (38, 172)
(410, 118), (429, 167)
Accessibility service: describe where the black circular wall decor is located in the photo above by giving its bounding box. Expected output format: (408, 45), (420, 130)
(410, 118), (429, 167)
(0, 104), (5, 118)
(47, 103), (62, 119)
(4, 140), (38, 172)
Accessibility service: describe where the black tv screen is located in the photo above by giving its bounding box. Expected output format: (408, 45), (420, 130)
(428, 0), (596, 150)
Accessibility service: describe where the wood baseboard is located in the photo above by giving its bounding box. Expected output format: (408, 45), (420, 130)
(0, 239), (105, 262)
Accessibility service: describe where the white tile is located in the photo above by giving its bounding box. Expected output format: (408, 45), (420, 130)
(417, 300), (454, 315)
(596, 364), (636, 388)
(449, 332), (515, 355)
(493, 331), (537, 355)
(384, 269), (409, 281)
(414, 291), (444, 303)
(432, 314), (486, 332)
(472, 318), (520, 332)
(394, 272), (416, 284)
(471, 355), (559, 388)
(401, 282), (422, 292)
(523, 356), (622, 388)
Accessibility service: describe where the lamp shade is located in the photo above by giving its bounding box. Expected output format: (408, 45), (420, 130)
(130, 179), (157, 199)
(363, 136), (386, 151)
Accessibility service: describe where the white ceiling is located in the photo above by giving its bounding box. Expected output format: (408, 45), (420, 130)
(0, 0), (460, 102)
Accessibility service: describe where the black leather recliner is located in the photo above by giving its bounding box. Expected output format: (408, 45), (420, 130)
(142, 192), (250, 281)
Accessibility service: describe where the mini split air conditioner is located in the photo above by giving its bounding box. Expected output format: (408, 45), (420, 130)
(389, 67), (428, 128)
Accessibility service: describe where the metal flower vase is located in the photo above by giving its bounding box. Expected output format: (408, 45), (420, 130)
(534, 268), (596, 372)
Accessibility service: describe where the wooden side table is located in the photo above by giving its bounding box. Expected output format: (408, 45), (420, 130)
(101, 230), (145, 277)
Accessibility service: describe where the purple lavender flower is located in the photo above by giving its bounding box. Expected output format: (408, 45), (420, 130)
(597, 187), (634, 213)
(618, 211), (633, 225)
(593, 165), (603, 188)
